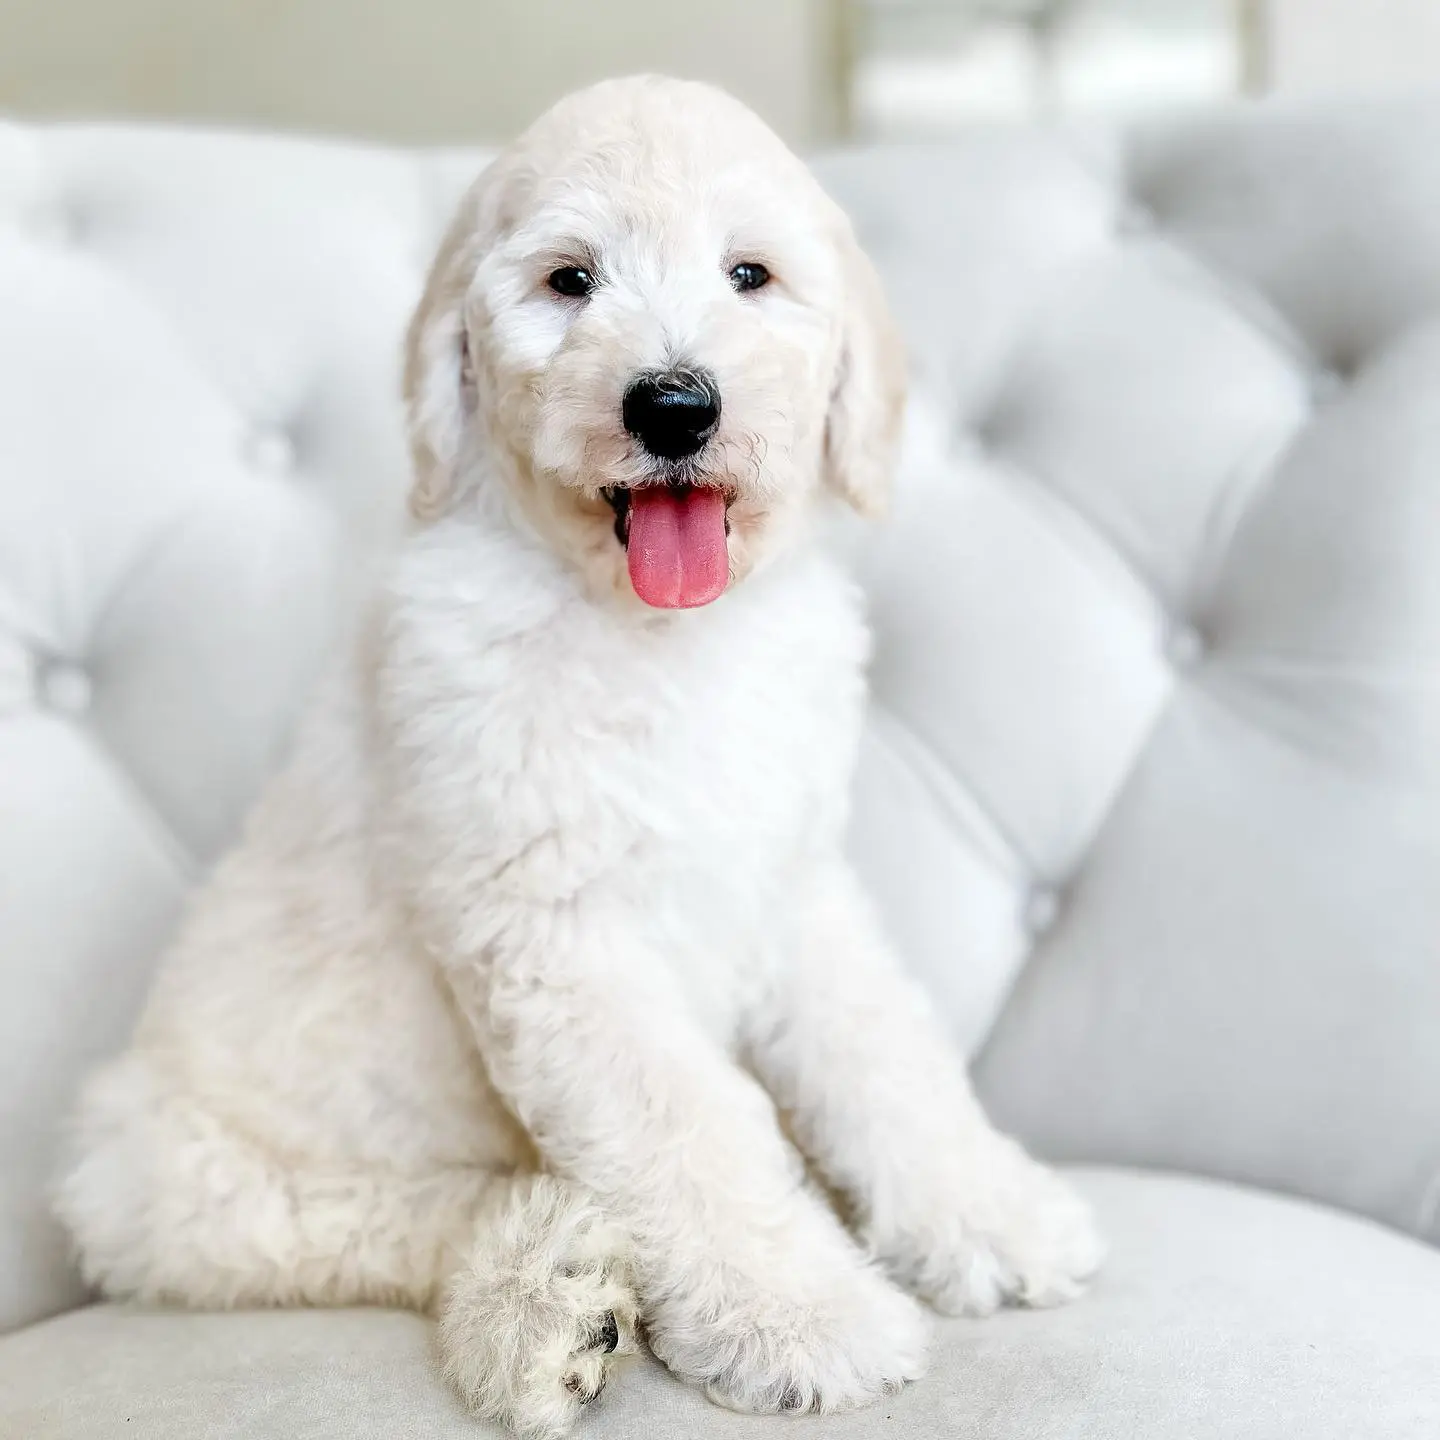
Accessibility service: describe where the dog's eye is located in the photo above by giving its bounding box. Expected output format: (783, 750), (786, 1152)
(548, 266), (595, 298)
(729, 262), (770, 293)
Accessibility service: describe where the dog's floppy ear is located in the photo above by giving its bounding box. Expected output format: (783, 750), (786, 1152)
(823, 218), (907, 518)
(403, 162), (509, 522)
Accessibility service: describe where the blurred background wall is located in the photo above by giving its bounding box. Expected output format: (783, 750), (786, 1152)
(0, 0), (838, 145)
(0, 0), (1437, 147)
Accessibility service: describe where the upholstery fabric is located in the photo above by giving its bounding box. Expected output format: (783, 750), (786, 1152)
(0, 125), (486, 1331)
(1, 102), (1438, 1336)
(5, 1169), (1439, 1440)
(828, 105), (1440, 1240)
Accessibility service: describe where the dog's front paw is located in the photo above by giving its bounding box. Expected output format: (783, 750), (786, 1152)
(647, 1256), (930, 1415)
(879, 1139), (1104, 1317)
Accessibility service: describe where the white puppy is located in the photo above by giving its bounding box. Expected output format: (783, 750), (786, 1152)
(56, 76), (1101, 1436)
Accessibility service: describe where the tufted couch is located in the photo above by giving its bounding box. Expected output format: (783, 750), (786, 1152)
(1, 99), (1438, 1438)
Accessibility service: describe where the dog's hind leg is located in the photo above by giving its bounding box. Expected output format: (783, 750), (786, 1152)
(54, 1051), (501, 1311)
(438, 1173), (640, 1437)
(56, 1052), (638, 1436)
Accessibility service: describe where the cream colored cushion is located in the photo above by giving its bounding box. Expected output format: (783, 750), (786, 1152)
(4, 1170), (1438, 1439)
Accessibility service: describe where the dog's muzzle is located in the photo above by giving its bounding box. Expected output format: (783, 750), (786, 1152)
(621, 369), (720, 461)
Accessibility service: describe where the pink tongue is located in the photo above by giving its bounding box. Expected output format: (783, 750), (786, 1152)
(625, 486), (729, 609)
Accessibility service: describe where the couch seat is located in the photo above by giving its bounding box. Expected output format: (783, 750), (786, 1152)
(5, 1168), (1438, 1439)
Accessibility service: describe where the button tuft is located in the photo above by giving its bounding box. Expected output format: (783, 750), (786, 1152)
(1165, 622), (1205, 668)
(1117, 202), (1155, 237)
(41, 660), (92, 715)
(1023, 887), (1060, 937)
(1309, 368), (1345, 406)
(244, 428), (296, 476)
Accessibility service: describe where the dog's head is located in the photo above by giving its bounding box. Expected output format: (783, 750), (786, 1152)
(405, 75), (904, 609)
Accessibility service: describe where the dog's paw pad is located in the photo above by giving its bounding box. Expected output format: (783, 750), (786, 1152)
(588, 1310), (619, 1354)
(549, 1308), (629, 1418)
(563, 1367), (606, 1405)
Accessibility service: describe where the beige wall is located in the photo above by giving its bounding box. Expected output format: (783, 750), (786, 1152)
(1266, 0), (1440, 95)
(0, 0), (840, 146)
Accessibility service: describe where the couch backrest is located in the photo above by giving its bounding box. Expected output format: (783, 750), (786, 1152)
(0, 124), (481, 1330)
(2, 103), (1437, 1333)
(816, 103), (1440, 1251)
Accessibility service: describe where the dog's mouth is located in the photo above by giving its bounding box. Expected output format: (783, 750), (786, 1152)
(601, 482), (734, 610)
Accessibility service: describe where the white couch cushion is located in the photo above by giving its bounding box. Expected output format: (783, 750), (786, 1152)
(4, 1170), (1438, 1439)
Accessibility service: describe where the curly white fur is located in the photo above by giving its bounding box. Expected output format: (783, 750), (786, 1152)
(54, 76), (1102, 1437)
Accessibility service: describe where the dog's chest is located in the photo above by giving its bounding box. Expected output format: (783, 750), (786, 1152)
(466, 560), (867, 921)
(383, 546), (869, 1034)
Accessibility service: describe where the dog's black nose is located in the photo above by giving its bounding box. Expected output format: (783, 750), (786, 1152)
(622, 370), (720, 461)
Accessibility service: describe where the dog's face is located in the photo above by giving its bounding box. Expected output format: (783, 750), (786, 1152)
(405, 77), (904, 610)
